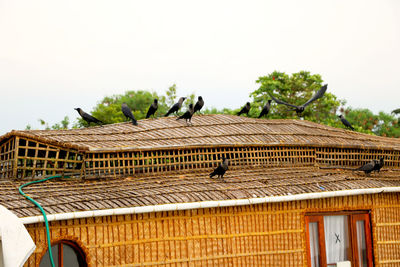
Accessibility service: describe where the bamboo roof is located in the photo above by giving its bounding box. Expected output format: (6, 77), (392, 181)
(1, 114), (400, 151)
(1, 166), (400, 218)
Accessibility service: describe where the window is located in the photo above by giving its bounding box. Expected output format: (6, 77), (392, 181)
(306, 212), (373, 267)
(39, 240), (87, 267)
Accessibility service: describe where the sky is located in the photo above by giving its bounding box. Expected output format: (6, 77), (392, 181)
(0, 0), (399, 135)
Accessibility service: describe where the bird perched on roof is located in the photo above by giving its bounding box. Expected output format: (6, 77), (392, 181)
(177, 103), (194, 125)
(258, 100), (272, 118)
(392, 108), (400, 115)
(268, 84), (328, 115)
(237, 102), (251, 116)
(146, 99), (158, 119)
(354, 160), (376, 175)
(74, 108), (103, 126)
(164, 97), (186, 117)
(338, 115), (354, 130)
(373, 158), (384, 173)
(193, 96), (204, 114)
(121, 103), (138, 126)
(210, 156), (229, 180)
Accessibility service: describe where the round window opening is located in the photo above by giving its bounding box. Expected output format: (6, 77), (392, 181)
(39, 240), (87, 267)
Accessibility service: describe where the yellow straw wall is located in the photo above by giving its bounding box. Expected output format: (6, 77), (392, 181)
(24, 193), (400, 267)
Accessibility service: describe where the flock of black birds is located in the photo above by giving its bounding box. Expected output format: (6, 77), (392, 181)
(74, 96), (205, 127)
(74, 84), (386, 179)
(74, 84), (355, 128)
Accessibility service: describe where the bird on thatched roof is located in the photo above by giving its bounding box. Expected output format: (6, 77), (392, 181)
(121, 103), (138, 126)
(193, 96), (204, 114)
(177, 103), (194, 125)
(164, 97), (186, 117)
(268, 84), (328, 115)
(258, 100), (272, 118)
(210, 156), (229, 181)
(74, 108), (103, 126)
(146, 99), (158, 118)
(237, 102), (251, 116)
(373, 158), (384, 173)
(353, 160), (376, 175)
(338, 115), (354, 130)
(392, 108), (400, 115)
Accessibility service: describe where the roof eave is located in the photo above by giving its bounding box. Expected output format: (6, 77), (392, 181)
(20, 186), (400, 225)
(0, 130), (89, 152)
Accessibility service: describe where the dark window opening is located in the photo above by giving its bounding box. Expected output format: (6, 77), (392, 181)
(39, 240), (87, 267)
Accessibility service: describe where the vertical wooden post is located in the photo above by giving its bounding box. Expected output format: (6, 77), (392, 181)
(12, 137), (19, 179)
(80, 152), (87, 181)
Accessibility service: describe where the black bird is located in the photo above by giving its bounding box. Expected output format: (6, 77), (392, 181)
(164, 97), (186, 117)
(237, 102), (251, 116)
(354, 160), (376, 175)
(146, 99), (158, 118)
(121, 103), (138, 125)
(74, 108), (103, 125)
(373, 158), (384, 173)
(193, 96), (204, 114)
(177, 103), (194, 125)
(209, 156), (229, 180)
(269, 84), (328, 115)
(392, 108), (400, 115)
(338, 115), (354, 130)
(258, 100), (272, 118)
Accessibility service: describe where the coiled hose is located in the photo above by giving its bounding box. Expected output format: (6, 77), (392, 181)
(19, 175), (67, 267)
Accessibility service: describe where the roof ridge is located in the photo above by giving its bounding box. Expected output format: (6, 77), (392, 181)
(1, 114), (400, 152)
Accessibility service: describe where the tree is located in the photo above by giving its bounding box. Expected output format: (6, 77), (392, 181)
(165, 84), (177, 107)
(250, 71), (345, 123)
(76, 90), (168, 127)
(75, 85), (199, 127)
(342, 108), (400, 137)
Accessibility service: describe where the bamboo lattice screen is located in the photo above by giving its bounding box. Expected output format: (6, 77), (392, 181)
(2, 135), (400, 180)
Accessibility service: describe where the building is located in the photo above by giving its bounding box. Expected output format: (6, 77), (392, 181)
(0, 114), (400, 266)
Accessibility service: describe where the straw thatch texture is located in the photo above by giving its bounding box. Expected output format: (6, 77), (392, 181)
(3, 114), (400, 152)
(23, 193), (400, 266)
(2, 115), (400, 180)
(1, 166), (400, 218)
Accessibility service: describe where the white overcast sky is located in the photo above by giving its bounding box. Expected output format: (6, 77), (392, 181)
(1, 0), (399, 134)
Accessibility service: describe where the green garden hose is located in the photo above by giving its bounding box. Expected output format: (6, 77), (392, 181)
(19, 175), (67, 267)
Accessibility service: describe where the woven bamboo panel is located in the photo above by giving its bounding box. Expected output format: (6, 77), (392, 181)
(83, 145), (316, 179)
(23, 193), (400, 267)
(316, 147), (400, 168)
(0, 136), (16, 178)
(0, 137), (84, 179)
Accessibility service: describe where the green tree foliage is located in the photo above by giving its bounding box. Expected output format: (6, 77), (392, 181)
(341, 108), (400, 137)
(165, 84), (177, 106)
(24, 75), (400, 138)
(36, 116), (70, 130)
(76, 90), (168, 127)
(75, 85), (201, 127)
(250, 71), (345, 123)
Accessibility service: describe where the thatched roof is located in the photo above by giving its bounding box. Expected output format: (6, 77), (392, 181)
(1, 114), (400, 151)
(1, 166), (400, 218)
